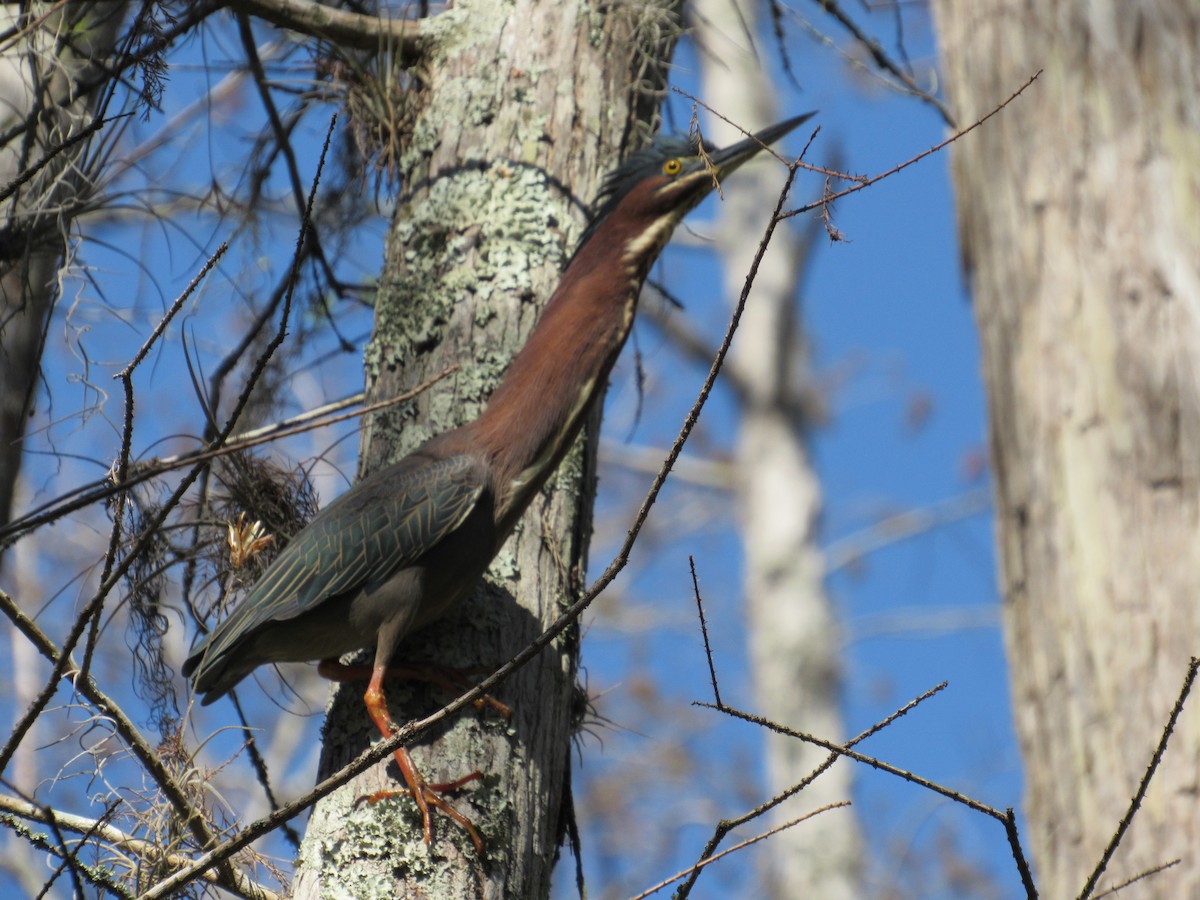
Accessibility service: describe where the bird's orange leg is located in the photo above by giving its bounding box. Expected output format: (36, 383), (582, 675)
(319, 658), (510, 718)
(318, 658), (491, 791)
(354, 663), (484, 853)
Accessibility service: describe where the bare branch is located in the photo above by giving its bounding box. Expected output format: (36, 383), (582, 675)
(824, 488), (991, 574)
(1078, 658), (1200, 900)
(783, 69), (1044, 222)
(1091, 859), (1182, 900)
(689, 556), (723, 709)
(0, 794), (279, 900)
(698, 699), (1038, 897)
(795, 0), (953, 124)
(1, 113), (337, 900)
(631, 803), (850, 899)
(223, 0), (425, 53)
(674, 682), (948, 897)
(0, 368), (456, 550)
(0, 587), (272, 899)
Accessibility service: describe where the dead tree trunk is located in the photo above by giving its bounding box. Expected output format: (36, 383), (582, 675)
(291, 2), (681, 896)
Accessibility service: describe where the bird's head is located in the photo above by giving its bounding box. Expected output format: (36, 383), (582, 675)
(573, 112), (814, 266)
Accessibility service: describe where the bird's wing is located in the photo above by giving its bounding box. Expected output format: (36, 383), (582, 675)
(289, 452), (484, 613)
(188, 453), (485, 668)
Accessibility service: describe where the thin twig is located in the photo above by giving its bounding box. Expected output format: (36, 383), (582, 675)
(673, 682), (947, 898)
(0, 112), (130, 204)
(1091, 859), (1181, 900)
(229, 692), (302, 851)
(631, 803), (849, 899)
(783, 70), (1042, 222)
(0, 5), (221, 153)
(0, 590), (272, 900)
(0, 229), (222, 779)
(824, 488), (991, 574)
(800, 0), (953, 124)
(236, 13), (338, 292)
(0, 794), (278, 900)
(1002, 808), (1039, 899)
(702, 698), (1004, 814)
(0, 369), (455, 548)
(0, 811), (135, 900)
(1078, 657), (1199, 900)
(696, 700), (1037, 897)
(77, 244), (230, 681)
(689, 556), (722, 708)
(37, 797), (119, 900)
(674, 87), (811, 169)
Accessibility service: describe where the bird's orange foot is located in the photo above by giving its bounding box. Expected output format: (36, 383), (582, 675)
(341, 663), (489, 852)
(355, 745), (484, 853)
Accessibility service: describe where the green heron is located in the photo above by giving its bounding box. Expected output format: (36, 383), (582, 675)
(184, 112), (813, 851)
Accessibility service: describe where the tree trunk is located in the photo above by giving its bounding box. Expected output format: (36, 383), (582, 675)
(291, 2), (680, 896)
(933, 2), (1200, 895)
(692, 3), (861, 896)
(0, 3), (127, 548)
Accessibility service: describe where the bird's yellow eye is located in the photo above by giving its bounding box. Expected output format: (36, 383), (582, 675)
(662, 158), (682, 176)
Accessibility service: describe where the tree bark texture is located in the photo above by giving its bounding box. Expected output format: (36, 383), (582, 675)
(933, 2), (1200, 895)
(292, 2), (681, 897)
(692, 3), (862, 896)
(0, 3), (126, 547)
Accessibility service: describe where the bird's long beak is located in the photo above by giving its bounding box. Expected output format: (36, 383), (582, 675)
(704, 112), (816, 177)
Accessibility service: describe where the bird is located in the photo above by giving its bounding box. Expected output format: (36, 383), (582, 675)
(184, 112), (814, 852)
